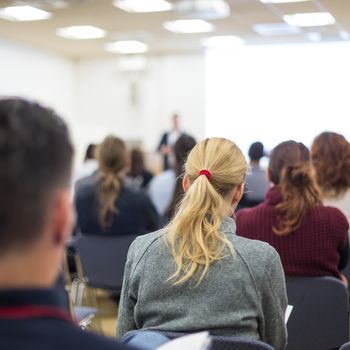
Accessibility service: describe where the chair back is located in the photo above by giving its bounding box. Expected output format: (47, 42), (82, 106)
(76, 234), (138, 292)
(341, 259), (350, 293)
(286, 276), (349, 350)
(340, 342), (350, 350)
(158, 331), (274, 350)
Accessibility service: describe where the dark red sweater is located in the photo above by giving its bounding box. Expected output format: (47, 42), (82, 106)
(236, 186), (349, 278)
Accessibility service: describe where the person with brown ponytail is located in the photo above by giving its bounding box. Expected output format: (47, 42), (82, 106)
(75, 135), (159, 236)
(236, 140), (349, 281)
(311, 132), (350, 224)
(117, 138), (287, 350)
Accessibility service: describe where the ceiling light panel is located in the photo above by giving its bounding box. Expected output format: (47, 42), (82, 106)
(283, 12), (335, 27)
(253, 23), (301, 36)
(163, 19), (215, 34)
(56, 26), (106, 40)
(113, 0), (173, 13)
(0, 5), (51, 21)
(105, 40), (149, 54)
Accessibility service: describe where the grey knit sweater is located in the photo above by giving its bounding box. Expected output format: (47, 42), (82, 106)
(117, 217), (287, 350)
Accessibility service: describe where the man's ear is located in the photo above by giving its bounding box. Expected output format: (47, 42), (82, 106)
(231, 183), (244, 206)
(50, 190), (73, 246)
(182, 175), (190, 193)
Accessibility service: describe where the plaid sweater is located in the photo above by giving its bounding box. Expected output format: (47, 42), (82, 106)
(236, 186), (349, 278)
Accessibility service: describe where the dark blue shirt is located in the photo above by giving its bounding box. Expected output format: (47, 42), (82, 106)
(75, 174), (159, 236)
(0, 288), (130, 350)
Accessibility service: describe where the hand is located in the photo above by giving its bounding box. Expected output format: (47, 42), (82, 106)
(161, 145), (171, 155)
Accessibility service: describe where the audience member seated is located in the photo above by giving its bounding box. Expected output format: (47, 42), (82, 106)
(125, 148), (153, 191)
(117, 137), (287, 350)
(149, 134), (196, 221)
(311, 132), (350, 224)
(236, 140), (349, 282)
(75, 136), (159, 236)
(0, 98), (131, 350)
(238, 142), (269, 209)
(75, 143), (98, 181)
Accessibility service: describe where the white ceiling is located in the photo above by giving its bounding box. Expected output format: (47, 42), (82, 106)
(0, 0), (349, 59)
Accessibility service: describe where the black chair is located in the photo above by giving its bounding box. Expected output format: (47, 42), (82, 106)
(158, 331), (275, 350)
(341, 258), (350, 293)
(76, 234), (138, 292)
(286, 276), (349, 350)
(340, 342), (350, 350)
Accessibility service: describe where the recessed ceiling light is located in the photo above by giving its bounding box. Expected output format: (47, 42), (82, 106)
(113, 0), (173, 13)
(253, 23), (301, 36)
(202, 35), (244, 48)
(163, 19), (215, 34)
(56, 26), (106, 40)
(105, 40), (149, 54)
(283, 12), (335, 27)
(176, 0), (230, 20)
(260, 0), (311, 3)
(0, 5), (51, 21)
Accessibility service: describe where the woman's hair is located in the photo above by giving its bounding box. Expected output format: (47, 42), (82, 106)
(311, 132), (350, 196)
(96, 135), (128, 230)
(166, 134), (197, 220)
(167, 137), (247, 285)
(268, 140), (322, 236)
(129, 148), (144, 178)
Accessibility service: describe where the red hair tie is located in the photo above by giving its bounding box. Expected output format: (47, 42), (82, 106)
(199, 169), (212, 181)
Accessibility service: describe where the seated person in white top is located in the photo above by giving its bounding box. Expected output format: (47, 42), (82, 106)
(149, 134), (196, 221)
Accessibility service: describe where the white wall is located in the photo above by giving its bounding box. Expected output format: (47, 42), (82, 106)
(0, 38), (77, 130)
(206, 42), (350, 156)
(0, 37), (206, 167)
(76, 54), (205, 159)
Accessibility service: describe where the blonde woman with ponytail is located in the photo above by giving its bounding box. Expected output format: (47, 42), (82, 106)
(75, 135), (159, 236)
(117, 138), (287, 350)
(236, 140), (349, 282)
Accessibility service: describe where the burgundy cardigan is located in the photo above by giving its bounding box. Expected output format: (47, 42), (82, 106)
(236, 186), (349, 278)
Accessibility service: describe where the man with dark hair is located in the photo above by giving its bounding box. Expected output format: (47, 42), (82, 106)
(0, 98), (146, 349)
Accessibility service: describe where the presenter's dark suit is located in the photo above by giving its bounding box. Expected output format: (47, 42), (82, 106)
(0, 289), (131, 350)
(158, 132), (185, 170)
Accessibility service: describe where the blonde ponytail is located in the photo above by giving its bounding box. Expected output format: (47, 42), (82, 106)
(97, 136), (128, 230)
(167, 138), (247, 285)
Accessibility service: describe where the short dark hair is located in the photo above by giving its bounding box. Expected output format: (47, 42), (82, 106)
(84, 144), (96, 162)
(248, 142), (265, 161)
(0, 98), (73, 254)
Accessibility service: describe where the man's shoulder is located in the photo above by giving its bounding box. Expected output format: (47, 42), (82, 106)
(0, 319), (132, 350)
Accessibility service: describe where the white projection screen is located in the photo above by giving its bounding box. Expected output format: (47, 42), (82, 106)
(205, 42), (350, 157)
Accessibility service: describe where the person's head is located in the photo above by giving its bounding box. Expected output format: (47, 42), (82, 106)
(129, 148), (145, 178)
(268, 140), (322, 236)
(0, 98), (74, 287)
(166, 134), (197, 220)
(96, 135), (128, 230)
(248, 141), (265, 163)
(84, 144), (96, 162)
(167, 137), (247, 285)
(311, 132), (350, 196)
(172, 114), (180, 130)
